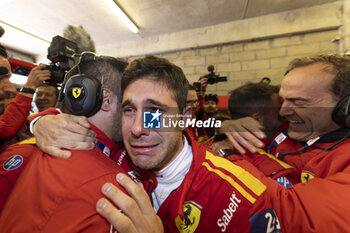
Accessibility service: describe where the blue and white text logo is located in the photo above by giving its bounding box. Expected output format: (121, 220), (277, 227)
(143, 110), (162, 129)
(3, 155), (23, 171)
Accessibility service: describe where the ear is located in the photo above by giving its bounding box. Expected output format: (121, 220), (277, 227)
(251, 112), (263, 124)
(100, 88), (114, 112)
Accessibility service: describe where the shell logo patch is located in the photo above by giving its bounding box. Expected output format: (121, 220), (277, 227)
(175, 201), (202, 233)
(3, 155), (23, 171)
(72, 87), (82, 99)
(300, 171), (315, 184)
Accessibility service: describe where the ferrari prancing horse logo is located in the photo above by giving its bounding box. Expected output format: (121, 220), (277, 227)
(72, 87), (82, 99)
(300, 171), (315, 184)
(175, 201), (202, 233)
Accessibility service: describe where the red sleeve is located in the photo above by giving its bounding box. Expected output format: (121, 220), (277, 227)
(27, 107), (61, 122)
(0, 94), (32, 139)
(264, 170), (350, 233)
(227, 148), (295, 182)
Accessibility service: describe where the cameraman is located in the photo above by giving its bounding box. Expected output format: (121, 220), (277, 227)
(0, 44), (50, 140)
(193, 76), (230, 144)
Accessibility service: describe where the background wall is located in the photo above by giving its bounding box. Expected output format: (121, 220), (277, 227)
(122, 1), (347, 96)
(343, 0), (350, 53)
(159, 30), (339, 96)
(130, 29), (339, 96)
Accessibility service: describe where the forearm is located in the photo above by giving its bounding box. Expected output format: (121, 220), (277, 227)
(0, 94), (32, 139)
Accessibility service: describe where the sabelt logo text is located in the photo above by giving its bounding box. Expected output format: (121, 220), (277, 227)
(217, 192), (241, 232)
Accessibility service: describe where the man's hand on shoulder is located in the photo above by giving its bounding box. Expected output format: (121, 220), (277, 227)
(33, 113), (97, 158)
(221, 117), (266, 154)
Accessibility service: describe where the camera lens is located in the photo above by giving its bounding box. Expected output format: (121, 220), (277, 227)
(207, 76), (216, 85)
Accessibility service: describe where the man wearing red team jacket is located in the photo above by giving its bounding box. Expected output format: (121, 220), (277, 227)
(261, 54), (350, 232)
(0, 55), (160, 233)
(94, 55), (282, 232)
(212, 54), (350, 233)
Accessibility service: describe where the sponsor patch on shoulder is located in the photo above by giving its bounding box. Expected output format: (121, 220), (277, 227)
(3, 155), (23, 171)
(275, 176), (292, 188)
(249, 208), (281, 233)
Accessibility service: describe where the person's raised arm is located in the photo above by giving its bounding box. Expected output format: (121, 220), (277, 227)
(96, 173), (163, 233)
(33, 113), (97, 158)
(198, 76), (208, 99)
(0, 64), (50, 139)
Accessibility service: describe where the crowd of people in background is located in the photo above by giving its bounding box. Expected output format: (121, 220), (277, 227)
(1, 31), (350, 233)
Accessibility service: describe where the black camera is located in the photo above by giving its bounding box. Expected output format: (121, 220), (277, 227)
(193, 82), (201, 92)
(205, 65), (227, 85)
(44, 35), (78, 84)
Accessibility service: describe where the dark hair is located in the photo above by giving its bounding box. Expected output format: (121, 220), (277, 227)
(205, 94), (218, 104)
(286, 54), (350, 100)
(228, 82), (276, 119)
(121, 55), (189, 113)
(0, 44), (8, 58)
(68, 55), (128, 102)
